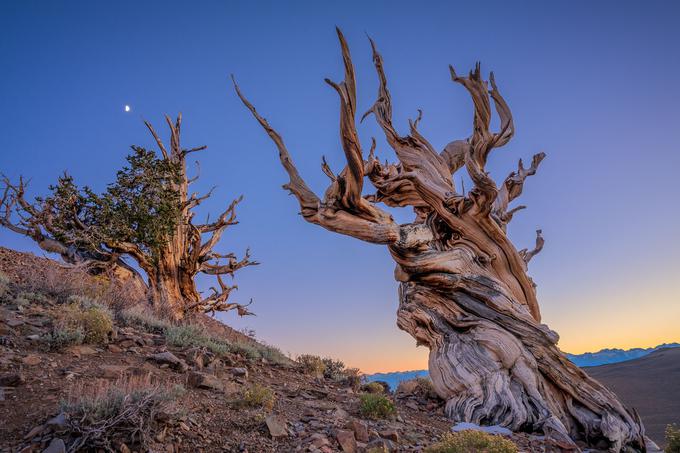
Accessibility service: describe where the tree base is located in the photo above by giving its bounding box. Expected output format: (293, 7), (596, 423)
(396, 282), (646, 452)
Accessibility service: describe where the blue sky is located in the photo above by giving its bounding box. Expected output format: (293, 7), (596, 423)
(1, 1), (679, 372)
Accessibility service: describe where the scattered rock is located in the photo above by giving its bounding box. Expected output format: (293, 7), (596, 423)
(230, 367), (248, 379)
(187, 371), (224, 391)
(21, 354), (41, 366)
(46, 412), (68, 430)
(0, 372), (25, 387)
(99, 365), (129, 379)
(148, 351), (188, 372)
(107, 344), (123, 353)
(66, 345), (97, 357)
(346, 419), (369, 442)
(42, 438), (66, 453)
(335, 429), (357, 452)
(365, 438), (393, 452)
(23, 424), (45, 440)
(379, 429), (399, 443)
(265, 414), (288, 438)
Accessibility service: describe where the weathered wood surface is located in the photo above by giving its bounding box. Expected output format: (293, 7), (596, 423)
(236, 29), (646, 451)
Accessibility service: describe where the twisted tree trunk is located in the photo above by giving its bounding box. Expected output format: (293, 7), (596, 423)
(235, 29), (646, 451)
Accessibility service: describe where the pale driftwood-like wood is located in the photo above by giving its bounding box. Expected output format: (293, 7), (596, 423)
(235, 29), (646, 451)
(1, 117), (257, 319)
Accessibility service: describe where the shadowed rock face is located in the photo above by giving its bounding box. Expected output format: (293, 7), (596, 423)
(236, 28), (646, 451)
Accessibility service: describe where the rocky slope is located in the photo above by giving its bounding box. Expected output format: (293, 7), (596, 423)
(585, 347), (680, 446)
(0, 247), (664, 453)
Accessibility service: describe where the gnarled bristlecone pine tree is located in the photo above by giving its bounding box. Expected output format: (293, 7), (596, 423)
(0, 115), (257, 319)
(234, 29), (646, 451)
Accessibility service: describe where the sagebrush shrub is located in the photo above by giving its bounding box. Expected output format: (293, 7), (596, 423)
(43, 328), (85, 350)
(667, 424), (680, 453)
(165, 324), (230, 355)
(359, 393), (396, 420)
(118, 305), (172, 334)
(296, 354), (326, 375)
(241, 383), (275, 411)
(425, 431), (518, 453)
(364, 381), (385, 394)
(59, 302), (113, 344)
(61, 376), (181, 451)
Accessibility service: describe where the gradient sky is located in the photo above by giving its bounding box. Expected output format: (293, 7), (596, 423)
(1, 1), (679, 373)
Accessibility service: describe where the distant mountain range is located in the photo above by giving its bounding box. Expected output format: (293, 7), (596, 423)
(366, 343), (680, 390)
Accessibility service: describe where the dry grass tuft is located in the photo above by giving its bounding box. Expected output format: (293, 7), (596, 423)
(61, 375), (183, 451)
(425, 430), (518, 453)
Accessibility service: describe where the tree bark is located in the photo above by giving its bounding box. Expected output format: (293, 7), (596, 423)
(235, 28), (646, 451)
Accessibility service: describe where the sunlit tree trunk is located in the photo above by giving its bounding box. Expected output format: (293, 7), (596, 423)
(235, 29), (646, 451)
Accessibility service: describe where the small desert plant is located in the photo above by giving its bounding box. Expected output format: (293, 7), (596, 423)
(240, 383), (276, 411)
(118, 305), (172, 334)
(14, 291), (51, 307)
(322, 357), (346, 380)
(359, 393), (396, 420)
(257, 343), (290, 366)
(165, 324), (230, 355)
(0, 272), (10, 301)
(398, 376), (439, 399)
(59, 301), (114, 344)
(363, 381), (385, 394)
(342, 367), (362, 389)
(667, 424), (680, 453)
(425, 431), (518, 453)
(61, 375), (181, 451)
(296, 354), (326, 376)
(43, 328), (85, 350)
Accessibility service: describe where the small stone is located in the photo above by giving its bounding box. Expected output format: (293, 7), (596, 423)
(365, 438), (392, 452)
(148, 352), (188, 372)
(230, 367), (248, 379)
(5, 318), (24, 327)
(335, 429), (357, 453)
(380, 429), (399, 443)
(107, 344), (123, 353)
(66, 345), (97, 357)
(26, 334), (41, 341)
(42, 438), (66, 453)
(46, 412), (68, 430)
(21, 354), (41, 366)
(346, 419), (369, 442)
(99, 365), (129, 379)
(0, 372), (26, 387)
(265, 414), (288, 438)
(119, 444), (131, 453)
(23, 424), (45, 439)
(187, 371), (224, 391)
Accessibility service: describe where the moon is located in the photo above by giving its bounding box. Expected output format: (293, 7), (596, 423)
(124, 105), (131, 112)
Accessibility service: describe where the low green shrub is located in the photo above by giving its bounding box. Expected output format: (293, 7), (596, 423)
(117, 305), (172, 334)
(14, 291), (51, 307)
(165, 324), (230, 355)
(425, 431), (518, 453)
(43, 328), (85, 350)
(296, 354), (326, 376)
(240, 383), (276, 411)
(667, 424), (680, 453)
(0, 272), (10, 302)
(57, 301), (113, 345)
(359, 393), (396, 420)
(364, 381), (385, 394)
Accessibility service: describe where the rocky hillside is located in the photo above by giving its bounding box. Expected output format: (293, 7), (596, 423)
(0, 247), (455, 453)
(585, 347), (680, 446)
(0, 247), (662, 453)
